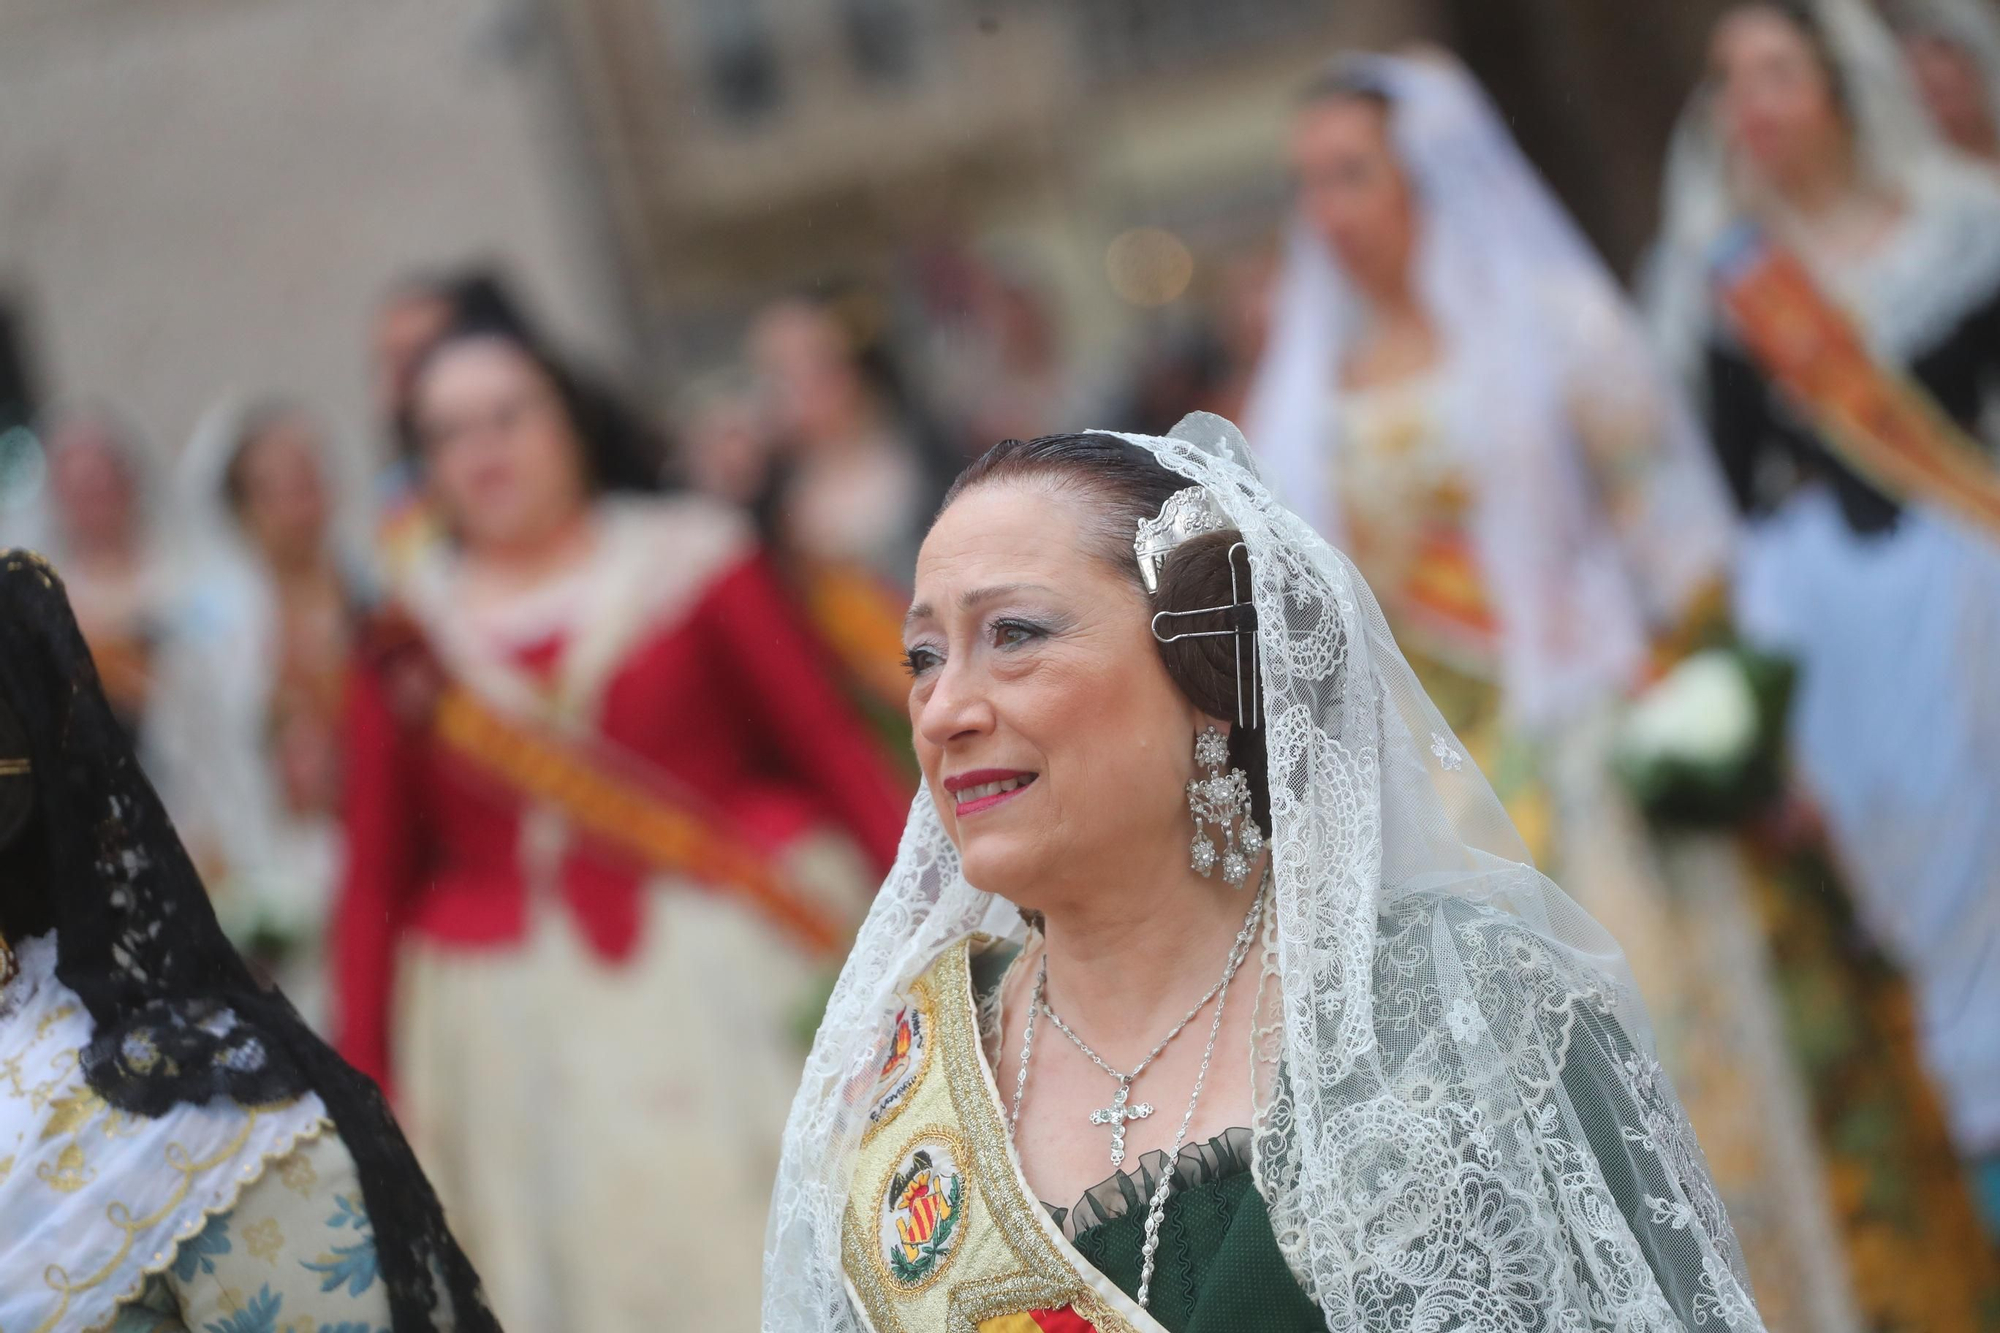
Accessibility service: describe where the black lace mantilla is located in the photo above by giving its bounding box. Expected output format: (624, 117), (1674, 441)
(1045, 1126), (1255, 1242)
(0, 551), (496, 1333)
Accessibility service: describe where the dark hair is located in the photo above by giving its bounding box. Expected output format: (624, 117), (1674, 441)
(410, 313), (667, 495)
(940, 433), (1270, 833)
(1297, 62), (1395, 115)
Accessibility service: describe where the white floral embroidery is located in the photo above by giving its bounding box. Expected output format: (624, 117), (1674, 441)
(1430, 732), (1465, 771)
(1446, 995), (1486, 1044)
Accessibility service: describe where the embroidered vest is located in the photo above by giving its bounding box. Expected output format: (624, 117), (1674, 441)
(841, 937), (1171, 1333)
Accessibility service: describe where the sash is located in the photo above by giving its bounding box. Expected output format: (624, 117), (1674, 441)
(801, 561), (911, 716)
(840, 938), (1168, 1333)
(1713, 226), (2000, 539)
(431, 683), (846, 958)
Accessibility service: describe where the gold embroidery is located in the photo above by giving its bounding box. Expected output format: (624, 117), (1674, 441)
(277, 1150), (318, 1196)
(29, 1114), (332, 1333)
(35, 1003), (77, 1041)
(862, 979), (935, 1147)
(38, 1141), (94, 1192)
(1, 1151), (15, 1181)
(244, 1217), (285, 1263)
(39, 1086), (105, 1140)
(841, 940), (1154, 1333)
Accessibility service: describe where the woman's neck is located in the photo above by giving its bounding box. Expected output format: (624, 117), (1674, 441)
(1033, 854), (1266, 1065)
(462, 507), (597, 596)
(1344, 288), (1439, 393)
(262, 542), (337, 587)
(1772, 146), (1863, 219)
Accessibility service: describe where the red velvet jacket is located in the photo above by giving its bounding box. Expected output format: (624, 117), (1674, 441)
(333, 545), (908, 1090)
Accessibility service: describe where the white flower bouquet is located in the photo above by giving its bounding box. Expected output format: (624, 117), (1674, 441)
(1615, 646), (1795, 827)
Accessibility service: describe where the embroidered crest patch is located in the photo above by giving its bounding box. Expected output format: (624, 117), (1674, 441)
(863, 981), (932, 1142)
(877, 1129), (970, 1291)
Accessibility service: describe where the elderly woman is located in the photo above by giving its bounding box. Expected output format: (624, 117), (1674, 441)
(0, 552), (494, 1333)
(765, 414), (1767, 1333)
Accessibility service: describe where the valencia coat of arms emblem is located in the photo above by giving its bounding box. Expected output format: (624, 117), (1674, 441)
(877, 1131), (969, 1290)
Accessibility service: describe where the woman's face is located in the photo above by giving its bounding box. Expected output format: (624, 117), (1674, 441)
(415, 338), (590, 555)
(1289, 94), (1418, 298)
(751, 302), (868, 449)
(48, 425), (138, 553)
(904, 481), (1207, 902)
(233, 416), (330, 565)
(1712, 7), (1849, 188)
(1904, 33), (1997, 154)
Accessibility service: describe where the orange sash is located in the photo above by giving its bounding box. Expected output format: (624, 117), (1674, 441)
(431, 684), (845, 957)
(1714, 227), (2000, 538)
(800, 560), (912, 714)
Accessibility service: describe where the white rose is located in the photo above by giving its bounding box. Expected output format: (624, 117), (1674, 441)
(1621, 650), (1757, 768)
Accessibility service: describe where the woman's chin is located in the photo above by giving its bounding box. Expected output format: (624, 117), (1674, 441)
(954, 837), (1044, 904)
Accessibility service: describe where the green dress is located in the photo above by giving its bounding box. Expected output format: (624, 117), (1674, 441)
(968, 947), (1325, 1332)
(1048, 1132), (1324, 1333)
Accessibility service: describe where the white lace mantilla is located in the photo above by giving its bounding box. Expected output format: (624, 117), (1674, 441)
(0, 933), (328, 1333)
(764, 413), (1765, 1332)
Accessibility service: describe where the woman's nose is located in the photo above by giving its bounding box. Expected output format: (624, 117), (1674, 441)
(916, 659), (993, 748)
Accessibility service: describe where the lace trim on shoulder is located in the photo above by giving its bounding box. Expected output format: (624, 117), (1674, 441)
(1043, 1126), (1255, 1243)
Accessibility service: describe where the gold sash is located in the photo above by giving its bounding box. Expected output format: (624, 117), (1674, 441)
(432, 685), (846, 958)
(840, 938), (1169, 1333)
(1715, 228), (2000, 539)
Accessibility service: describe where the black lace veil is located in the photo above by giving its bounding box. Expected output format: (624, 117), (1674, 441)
(0, 551), (497, 1333)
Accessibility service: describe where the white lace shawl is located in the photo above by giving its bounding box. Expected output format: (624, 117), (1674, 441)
(762, 412), (1765, 1332)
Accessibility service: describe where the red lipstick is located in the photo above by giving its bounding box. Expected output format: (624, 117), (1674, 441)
(944, 768), (1038, 818)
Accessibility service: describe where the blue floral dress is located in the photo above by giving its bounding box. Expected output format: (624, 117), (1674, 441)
(103, 1130), (399, 1333)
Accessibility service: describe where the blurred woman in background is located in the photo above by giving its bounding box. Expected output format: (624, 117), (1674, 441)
(334, 312), (906, 1331)
(147, 399), (371, 1030)
(1890, 0), (2000, 169)
(37, 407), (164, 736)
(749, 291), (950, 762)
(1247, 51), (1878, 1329)
(750, 292), (947, 589)
(1648, 0), (2000, 1306)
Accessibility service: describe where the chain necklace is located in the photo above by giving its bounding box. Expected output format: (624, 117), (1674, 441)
(1008, 874), (1268, 1309)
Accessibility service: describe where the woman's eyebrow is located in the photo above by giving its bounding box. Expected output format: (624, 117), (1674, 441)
(904, 583), (1055, 630)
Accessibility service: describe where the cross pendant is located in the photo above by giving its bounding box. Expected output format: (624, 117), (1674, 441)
(1087, 1079), (1154, 1168)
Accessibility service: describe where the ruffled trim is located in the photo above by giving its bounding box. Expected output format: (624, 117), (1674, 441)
(0, 930), (57, 1020)
(1045, 1126), (1255, 1243)
(79, 1114), (335, 1333)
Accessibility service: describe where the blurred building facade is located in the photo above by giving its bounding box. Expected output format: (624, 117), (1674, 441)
(553, 0), (1436, 381)
(0, 0), (630, 460)
(0, 0), (1731, 473)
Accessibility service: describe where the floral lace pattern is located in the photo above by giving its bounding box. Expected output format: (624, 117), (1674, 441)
(763, 414), (1765, 1332)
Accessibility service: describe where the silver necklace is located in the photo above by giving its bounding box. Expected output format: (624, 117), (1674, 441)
(1032, 886), (1266, 1168)
(1007, 875), (1267, 1309)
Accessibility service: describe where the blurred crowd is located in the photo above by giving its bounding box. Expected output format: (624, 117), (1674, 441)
(5, 0), (2000, 1327)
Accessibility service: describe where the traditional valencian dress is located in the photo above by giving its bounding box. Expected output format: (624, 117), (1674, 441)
(1, 934), (388, 1333)
(764, 413), (1775, 1333)
(334, 493), (907, 1331)
(0, 550), (490, 1333)
(1245, 55), (1884, 1330)
(1648, 0), (2000, 1300)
